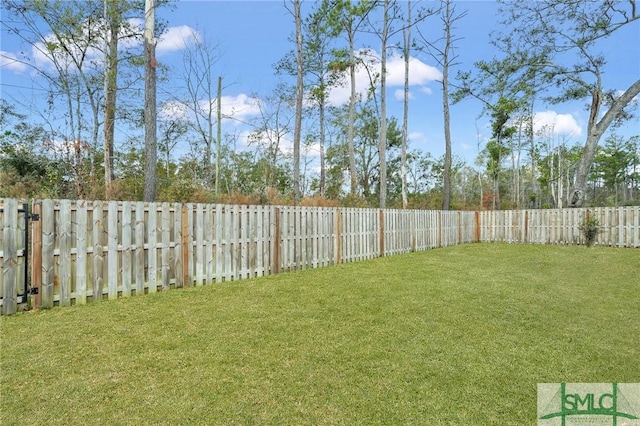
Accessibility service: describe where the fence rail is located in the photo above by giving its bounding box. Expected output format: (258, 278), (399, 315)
(1, 199), (638, 315)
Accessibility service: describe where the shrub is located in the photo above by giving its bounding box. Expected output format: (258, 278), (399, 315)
(578, 212), (601, 247)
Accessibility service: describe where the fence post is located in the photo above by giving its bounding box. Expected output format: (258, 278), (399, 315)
(273, 207), (280, 274)
(378, 209), (385, 257)
(474, 211), (480, 243)
(182, 204), (190, 287)
(31, 201), (42, 309)
(524, 210), (529, 244)
(438, 210), (443, 248)
(335, 209), (342, 264)
(411, 210), (416, 252)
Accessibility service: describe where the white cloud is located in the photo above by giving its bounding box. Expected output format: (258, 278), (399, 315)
(18, 19), (196, 75)
(219, 94), (261, 121)
(0, 51), (27, 73)
(408, 132), (426, 142)
(326, 50), (441, 106)
(421, 87), (433, 96)
(160, 93), (260, 124)
(533, 110), (582, 137)
(157, 25), (200, 54)
(386, 54), (442, 86)
(394, 89), (414, 101)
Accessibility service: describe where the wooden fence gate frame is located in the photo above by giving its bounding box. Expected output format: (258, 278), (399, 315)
(0, 199), (39, 315)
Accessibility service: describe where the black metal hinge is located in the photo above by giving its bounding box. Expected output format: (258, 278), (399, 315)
(29, 287), (39, 295)
(29, 214), (40, 221)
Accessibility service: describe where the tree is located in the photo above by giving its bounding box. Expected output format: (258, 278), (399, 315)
(171, 29), (222, 189)
(247, 84), (295, 195)
(592, 134), (636, 206)
(496, 0), (640, 207)
(416, 0), (467, 210)
(143, 0), (157, 202)
(325, 0), (377, 197)
(292, 0), (304, 203)
(3, 0), (109, 198)
(0, 100), (58, 197)
(303, 2), (342, 197)
(103, 0), (122, 199)
(376, 0), (392, 208)
(400, 0), (412, 209)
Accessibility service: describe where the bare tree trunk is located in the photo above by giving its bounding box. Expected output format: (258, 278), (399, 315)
(401, 0), (410, 209)
(143, 0), (157, 202)
(348, 31), (357, 196)
(441, 0), (453, 210)
(529, 106), (537, 208)
(569, 79), (640, 207)
(378, 0), (389, 209)
(216, 76), (222, 196)
(319, 99), (326, 197)
(293, 0), (303, 203)
(103, 0), (118, 199)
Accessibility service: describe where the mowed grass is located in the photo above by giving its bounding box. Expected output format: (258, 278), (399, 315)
(1, 244), (638, 425)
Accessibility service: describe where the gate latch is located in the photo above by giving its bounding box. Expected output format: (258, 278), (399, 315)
(29, 214), (40, 221)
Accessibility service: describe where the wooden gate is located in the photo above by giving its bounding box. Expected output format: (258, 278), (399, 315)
(0, 199), (36, 315)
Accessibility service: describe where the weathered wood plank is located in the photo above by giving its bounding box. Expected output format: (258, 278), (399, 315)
(248, 205), (257, 277)
(107, 201), (118, 300)
(175, 203), (185, 288)
(2, 199), (18, 315)
(31, 201), (43, 308)
(240, 204), (248, 278)
(224, 205), (233, 281)
(194, 203), (204, 286)
(204, 203), (213, 285)
(121, 201), (132, 297)
(186, 203), (194, 286)
(147, 203), (157, 293)
(215, 204), (223, 283)
(58, 200), (72, 306)
(91, 200), (104, 302)
(40, 199), (55, 308)
(75, 200), (88, 304)
(255, 205), (264, 277)
(135, 202), (145, 295)
(161, 203), (171, 290)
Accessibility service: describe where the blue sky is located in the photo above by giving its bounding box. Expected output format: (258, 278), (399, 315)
(1, 0), (639, 168)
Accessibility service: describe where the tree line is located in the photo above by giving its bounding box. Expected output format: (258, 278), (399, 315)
(1, 0), (638, 209)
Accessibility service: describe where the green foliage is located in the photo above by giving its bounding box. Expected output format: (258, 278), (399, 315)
(578, 213), (601, 247)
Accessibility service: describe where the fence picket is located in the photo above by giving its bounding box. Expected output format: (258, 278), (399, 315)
(148, 203), (157, 293)
(135, 202), (145, 295)
(161, 203), (171, 290)
(59, 200), (72, 306)
(107, 201), (118, 299)
(1, 199), (18, 315)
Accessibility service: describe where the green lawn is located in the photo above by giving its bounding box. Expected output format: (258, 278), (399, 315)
(1, 244), (638, 425)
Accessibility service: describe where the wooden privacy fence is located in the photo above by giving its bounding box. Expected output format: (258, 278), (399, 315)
(478, 207), (640, 247)
(1, 199), (478, 314)
(1, 199), (638, 315)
